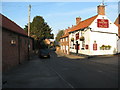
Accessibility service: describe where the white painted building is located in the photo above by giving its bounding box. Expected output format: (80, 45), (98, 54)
(68, 4), (118, 56)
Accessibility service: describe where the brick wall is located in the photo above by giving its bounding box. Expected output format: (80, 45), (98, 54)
(60, 37), (69, 54)
(2, 29), (33, 72)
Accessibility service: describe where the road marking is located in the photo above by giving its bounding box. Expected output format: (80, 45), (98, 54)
(49, 66), (74, 88)
(42, 61), (74, 88)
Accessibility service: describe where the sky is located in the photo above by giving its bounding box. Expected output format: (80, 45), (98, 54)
(1, 1), (119, 38)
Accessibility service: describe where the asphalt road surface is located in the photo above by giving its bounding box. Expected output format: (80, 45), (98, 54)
(2, 51), (118, 88)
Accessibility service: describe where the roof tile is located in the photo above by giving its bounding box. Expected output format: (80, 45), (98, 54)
(1, 14), (27, 36)
(69, 15), (98, 32)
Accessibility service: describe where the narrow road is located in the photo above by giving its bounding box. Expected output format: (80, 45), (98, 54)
(2, 51), (118, 88)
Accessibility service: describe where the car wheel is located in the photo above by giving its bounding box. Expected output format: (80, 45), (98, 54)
(48, 55), (50, 58)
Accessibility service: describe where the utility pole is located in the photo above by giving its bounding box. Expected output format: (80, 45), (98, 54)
(28, 4), (31, 36)
(28, 4), (31, 60)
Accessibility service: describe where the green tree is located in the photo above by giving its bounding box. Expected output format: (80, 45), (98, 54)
(55, 30), (64, 43)
(24, 22), (32, 33)
(24, 16), (54, 40)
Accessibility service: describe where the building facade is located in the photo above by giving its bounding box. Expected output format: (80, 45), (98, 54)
(1, 14), (34, 72)
(61, 4), (118, 56)
(60, 29), (69, 54)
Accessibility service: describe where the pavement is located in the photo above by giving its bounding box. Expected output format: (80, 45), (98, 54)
(55, 51), (86, 59)
(2, 55), (71, 88)
(55, 50), (119, 65)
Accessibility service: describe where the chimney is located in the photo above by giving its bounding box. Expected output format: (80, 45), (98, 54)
(97, 4), (105, 15)
(76, 17), (81, 25)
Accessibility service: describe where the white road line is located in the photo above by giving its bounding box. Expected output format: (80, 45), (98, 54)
(42, 61), (74, 88)
(49, 66), (74, 88)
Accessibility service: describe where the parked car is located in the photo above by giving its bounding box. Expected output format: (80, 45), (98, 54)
(38, 48), (50, 58)
(49, 46), (56, 51)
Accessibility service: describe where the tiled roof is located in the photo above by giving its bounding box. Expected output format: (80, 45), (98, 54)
(61, 33), (69, 38)
(114, 14), (120, 26)
(1, 14), (27, 36)
(69, 15), (98, 32)
(60, 15), (98, 39)
(60, 28), (71, 38)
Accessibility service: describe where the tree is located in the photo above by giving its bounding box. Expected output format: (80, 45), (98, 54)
(24, 16), (54, 50)
(24, 16), (54, 40)
(55, 30), (64, 43)
(24, 22), (32, 33)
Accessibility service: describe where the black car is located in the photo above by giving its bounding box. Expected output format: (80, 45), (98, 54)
(38, 48), (50, 58)
(49, 46), (56, 51)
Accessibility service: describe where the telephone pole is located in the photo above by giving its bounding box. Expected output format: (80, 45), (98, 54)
(28, 4), (31, 60)
(28, 4), (31, 36)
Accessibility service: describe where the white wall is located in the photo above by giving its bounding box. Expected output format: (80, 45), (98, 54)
(66, 45), (69, 54)
(69, 32), (77, 53)
(78, 29), (91, 55)
(89, 32), (118, 55)
(89, 15), (118, 55)
(90, 15), (118, 34)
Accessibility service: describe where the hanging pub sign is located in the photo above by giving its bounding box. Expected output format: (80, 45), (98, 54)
(97, 19), (109, 28)
(93, 41), (97, 50)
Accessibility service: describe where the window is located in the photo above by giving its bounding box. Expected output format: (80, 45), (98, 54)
(81, 41), (85, 50)
(61, 45), (63, 50)
(63, 38), (64, 42)
(10, 40), (16, 45)
(61, 39), (62, 42)
(82, 41), (85, 47)
(76, 33), (79, 40)
(85, 45), (89, 49)
(66, 37), (68, 41)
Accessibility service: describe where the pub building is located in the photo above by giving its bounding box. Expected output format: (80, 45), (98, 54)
(66, 3), (118, 56)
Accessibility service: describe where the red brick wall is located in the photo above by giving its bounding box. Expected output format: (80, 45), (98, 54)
(2, 30), (19, 71)
(19, 36), (28, 63)
(2, 29), (33, 72)
(60, 37), (69, 54)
